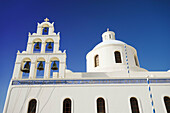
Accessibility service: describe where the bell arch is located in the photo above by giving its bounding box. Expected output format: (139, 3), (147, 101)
(49, 57), (60, 78)
(41, 23), (49, 35)
(20, 58), (31, 79)
(32, 38), (42, 53)
(45, 38), (54, 53)
(35, 57), (45, 78)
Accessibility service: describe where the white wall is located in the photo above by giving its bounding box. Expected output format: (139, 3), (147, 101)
(4, 83), (169, 113)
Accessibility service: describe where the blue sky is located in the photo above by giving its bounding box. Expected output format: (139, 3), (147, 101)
(0, 0), (170, 112)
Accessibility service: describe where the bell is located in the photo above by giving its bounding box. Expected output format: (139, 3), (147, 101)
(44, 27), (48, 33)
(47, 42), (52, 49)
(51, 61), (58, 70)
(35, 42), (40, 49)
(37, 61), (44, 70)
(21, 62), (30, 73)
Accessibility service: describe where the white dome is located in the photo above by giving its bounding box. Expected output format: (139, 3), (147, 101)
(94, 40), (125, 50)
(86, 29), (147, 73)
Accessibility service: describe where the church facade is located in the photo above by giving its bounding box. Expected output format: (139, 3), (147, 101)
(3, 18), (170, 113)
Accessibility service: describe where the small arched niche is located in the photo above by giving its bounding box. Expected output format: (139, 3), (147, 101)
(33, 38), (42, 53)
(42, 24), (49, 35)
(20, 58), (31, 79)
(36, 58), (45, 78)
(45, 38), (54, 53)
(50, 57), (59, 78)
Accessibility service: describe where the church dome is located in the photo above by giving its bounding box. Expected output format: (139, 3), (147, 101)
(94, 40), (125, 50)
(86, 29), (147, 73)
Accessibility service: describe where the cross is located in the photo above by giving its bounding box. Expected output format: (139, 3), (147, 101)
(107, 28), (109, 31)
(44, 18), (49, 22)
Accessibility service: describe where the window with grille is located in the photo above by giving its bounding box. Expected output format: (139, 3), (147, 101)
(63, 98), (71, 113)
(97, 98), (106, 113)
(114, 51), (122, 63)
(164, 96), (170, 113)
(28, 99), (37, 113)
(130, 97), (140, 113)
(94, 55), (99, 67)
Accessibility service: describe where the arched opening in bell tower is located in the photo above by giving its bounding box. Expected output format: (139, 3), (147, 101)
(33, 39), (42, 53)
(41, 24), (49, 35)
(50, 57), (59, 78)
(45, 38), (54, 53)
(20, 58), (31, 79)
(42, 27), (49, 35)
(36, 58), (45, 78)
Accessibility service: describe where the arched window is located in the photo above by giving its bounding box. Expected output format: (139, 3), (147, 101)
(28, 99), (37, 113)
(130, 97), (140, 113)
(164, 96), (170, 113)
(114, 51), (122, 63)
(94, 55), (99, 67)
(63, 98), (71, 113)
(97, 98), (106, 113)
(134, 55), (139, 66)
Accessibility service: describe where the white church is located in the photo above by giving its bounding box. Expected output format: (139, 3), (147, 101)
(3, 18), (170, 113)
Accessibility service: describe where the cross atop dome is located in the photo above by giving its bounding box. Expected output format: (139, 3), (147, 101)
(107, 28), (109, 31)
(44, 18), (49, 22)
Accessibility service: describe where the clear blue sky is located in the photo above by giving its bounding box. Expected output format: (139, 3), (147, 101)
(0, 0), (170, 112)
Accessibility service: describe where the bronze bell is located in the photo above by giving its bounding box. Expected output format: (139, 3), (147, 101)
(44, 27), (48, 33)
(21, 62), (30, 73)
(51, 61), (58, 70)
(47, 42), (52, 49)
(37, 61), (44, 71)
(35, 42), (40, 49)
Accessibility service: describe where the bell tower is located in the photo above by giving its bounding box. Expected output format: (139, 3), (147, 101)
(12, 18), (66, 79)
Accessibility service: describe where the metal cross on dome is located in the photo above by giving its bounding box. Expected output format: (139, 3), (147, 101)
(44, 18), (49, 22)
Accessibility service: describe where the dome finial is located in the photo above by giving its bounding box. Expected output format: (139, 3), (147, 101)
(102, 28), (115, 41)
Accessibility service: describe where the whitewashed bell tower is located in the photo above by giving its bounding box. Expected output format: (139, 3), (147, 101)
(12, 18), (66, 79)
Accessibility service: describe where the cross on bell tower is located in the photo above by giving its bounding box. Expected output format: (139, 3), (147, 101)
(44, 18), (49, 22)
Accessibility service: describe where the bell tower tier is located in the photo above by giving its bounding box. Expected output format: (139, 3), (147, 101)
(12, 18), (66, 79)
(86, 29), (147, 74)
